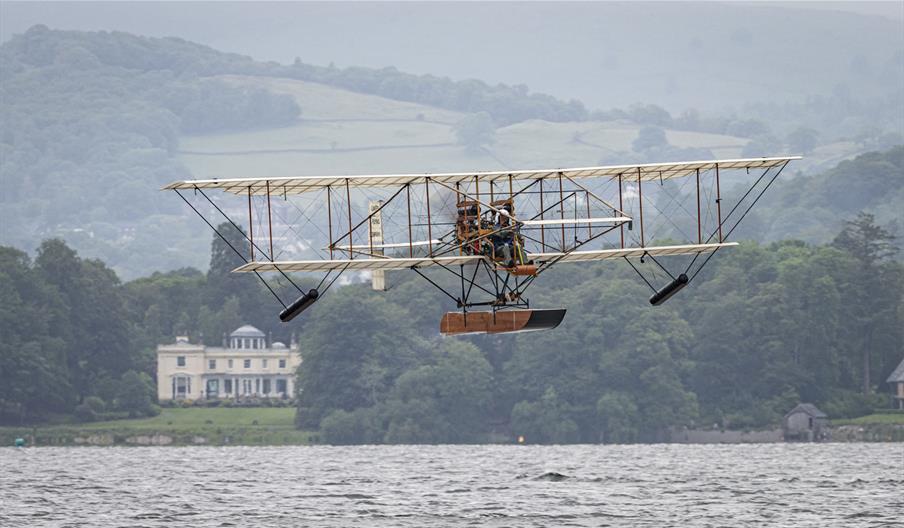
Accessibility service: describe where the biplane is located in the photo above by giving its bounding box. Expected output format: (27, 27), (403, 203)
(164, 156), (798, 335)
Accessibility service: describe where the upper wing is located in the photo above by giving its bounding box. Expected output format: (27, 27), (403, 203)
(162, 157), (800, 196)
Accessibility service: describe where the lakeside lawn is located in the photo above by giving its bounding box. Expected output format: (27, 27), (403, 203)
(831, 413), (904, 426)
(77, 407), (297, 430)
(1, 407), (314, 446)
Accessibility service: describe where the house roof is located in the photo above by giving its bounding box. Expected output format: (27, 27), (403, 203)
(785, 403), (827, 419)
(887, 357), (904, 383)
(230, 325), (265, 338)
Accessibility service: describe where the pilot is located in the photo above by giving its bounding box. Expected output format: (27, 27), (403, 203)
(493, 207), (516, 267)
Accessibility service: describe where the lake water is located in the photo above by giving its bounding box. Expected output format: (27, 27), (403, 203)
(1, 444), (902, 527)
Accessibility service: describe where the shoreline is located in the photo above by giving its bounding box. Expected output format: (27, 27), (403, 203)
(3, 407), (902, 447)
(3, 424), (901, 447)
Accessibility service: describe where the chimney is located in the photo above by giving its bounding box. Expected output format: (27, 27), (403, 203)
(222, 332), (228, 348)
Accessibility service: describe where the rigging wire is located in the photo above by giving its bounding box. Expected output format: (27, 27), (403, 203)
(687, 161), (787, 283)
(174, 189), (288, 308)
(192, 186), (306, 295)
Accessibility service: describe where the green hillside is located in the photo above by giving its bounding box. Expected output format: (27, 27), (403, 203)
(180, 74), (867, 185)
(180, 75), (751, 179)
(1, 26), (899, 279)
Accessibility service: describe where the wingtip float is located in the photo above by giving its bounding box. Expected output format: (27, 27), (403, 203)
(649, 274), (689, 306)
(279, 289), (319, 322)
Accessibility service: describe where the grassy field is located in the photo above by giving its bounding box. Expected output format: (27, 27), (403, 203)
(180, 74), (866, 185)
(78, 407), (295, 429)
(218, 74), (465, 122)
(1, 408), (315, 447)
(179, 75), (758, 181)
(831, 413), (904, 426)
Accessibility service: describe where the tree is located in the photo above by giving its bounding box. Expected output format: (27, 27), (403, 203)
(832, 213), (899, 394)
(295, 285), (423, 428)
(511, 387), (580, 444)
(628, 104), (673, 127)
(34, 239), (133, 401)
(726, 119), (770, 138)
(454, 111), (496, 153)
(742, 134), (784, 157)
(199, 296), (242, 346)
(0, 246), (72, 422)
(115, 370), (157, 417)
(320, 407), (384, 444)
(833, 212), (899, 266)
(632, 126), (668, 152)
(385, 340), (493, 441)
(596, 392), (639, 443)
(785, 127), (819, 155)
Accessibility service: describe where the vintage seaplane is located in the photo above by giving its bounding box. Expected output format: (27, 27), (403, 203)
(164, 156), (797, 335)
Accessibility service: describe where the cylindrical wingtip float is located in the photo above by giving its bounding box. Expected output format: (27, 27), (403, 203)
(164, 156), (799, 335)
(649, 273), (689, 306)
(279, 288), (319, 322)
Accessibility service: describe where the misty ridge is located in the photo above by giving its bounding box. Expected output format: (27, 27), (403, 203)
(0, 3), (902, 443)
(0, 2), (902, 279)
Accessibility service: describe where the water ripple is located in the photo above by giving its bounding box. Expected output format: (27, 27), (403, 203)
(1, 443), (902, 527)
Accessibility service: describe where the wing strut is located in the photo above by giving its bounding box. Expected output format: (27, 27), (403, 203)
(174, 188), (340, 318)
(620, 159), (791, 304)
(681, 159), (790, 283)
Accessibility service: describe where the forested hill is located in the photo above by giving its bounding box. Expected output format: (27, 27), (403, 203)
(1, 26), (901, 280)
(739, 147), (903, 243)
(0, 25), (588, 125)
(0, 26), (587, 279)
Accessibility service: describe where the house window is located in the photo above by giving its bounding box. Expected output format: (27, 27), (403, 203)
(224, 379), (233, 394)
(208, 359), (216, 370)
(255, 378), (260, 393)
(206, 379), (219, 397)
(263, 379), (271, 394)
(279, 359), (286, 369)
(174, 376), (190, 398)
(177, 356), (186, 367)
(253, 339), (259, 350)
(276, 379), (287, 394)
(244, 359), (251, 368)
(262, 359), (268, 368)
(228, 359), (233, 368)
(242, 379), (252, 394)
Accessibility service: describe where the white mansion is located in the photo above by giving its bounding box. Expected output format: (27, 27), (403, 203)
(156, 325), (301, 401)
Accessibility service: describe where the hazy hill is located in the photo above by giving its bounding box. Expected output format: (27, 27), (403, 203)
(1, 26), (900, 279)
(179, 74), (751, 179)
(747, 147), (904, 243)
(3, 2), (902, 112)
